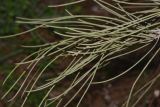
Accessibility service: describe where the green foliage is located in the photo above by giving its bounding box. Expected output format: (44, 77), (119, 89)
(0, 0), (33, 35)
(27, 89), (57, 107)
(0, 0), (54, 35)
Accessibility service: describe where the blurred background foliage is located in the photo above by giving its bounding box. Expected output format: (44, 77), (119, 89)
(0, 0), (54, 35)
